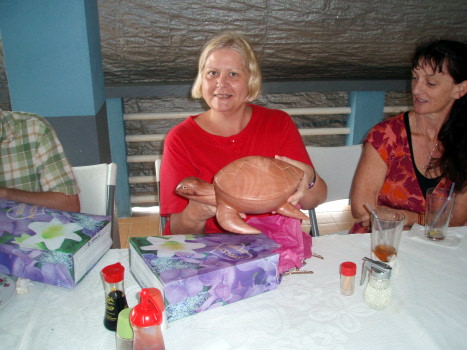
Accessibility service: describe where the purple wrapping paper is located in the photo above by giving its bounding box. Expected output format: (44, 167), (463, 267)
(0, 199), (111, 288)
(129, 233), (281, 322)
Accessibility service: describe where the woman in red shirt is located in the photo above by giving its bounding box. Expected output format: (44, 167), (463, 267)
(160, 33), (327, 235)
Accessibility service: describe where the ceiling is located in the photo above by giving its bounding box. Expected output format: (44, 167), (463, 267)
(1, 0), (466, 95)
(97, 0), (467, 85)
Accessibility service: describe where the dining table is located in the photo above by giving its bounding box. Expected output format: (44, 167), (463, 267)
(0, 224), (466, 350)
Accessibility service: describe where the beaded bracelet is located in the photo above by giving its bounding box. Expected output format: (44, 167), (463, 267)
(307, 168), (317, 190)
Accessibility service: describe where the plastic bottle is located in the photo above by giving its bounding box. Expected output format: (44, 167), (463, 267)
(116, 308), (133, 350)
(102, 262), (129, 331)
(130, 288), (165, 350)
(146, 288), (167, 331)
(340, 261), (356, 296)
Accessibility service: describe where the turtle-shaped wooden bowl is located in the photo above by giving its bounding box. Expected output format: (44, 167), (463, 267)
(176, 156), (309, 234)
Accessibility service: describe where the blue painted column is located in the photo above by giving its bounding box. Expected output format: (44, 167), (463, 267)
(346, 91), (386, 145)
(0, 0), (133, 216)
(106, 98), (131, 217)
(0, 0), (110, 165)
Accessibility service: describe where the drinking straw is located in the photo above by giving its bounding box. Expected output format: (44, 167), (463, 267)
(431, 182), (455, 228)
(364, 203), (383, 231)
(364, 203), (389, 246)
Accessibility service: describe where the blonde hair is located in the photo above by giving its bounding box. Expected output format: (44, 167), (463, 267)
(191, 33), (262, 101)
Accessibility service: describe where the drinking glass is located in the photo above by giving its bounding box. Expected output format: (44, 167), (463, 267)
(424, 187), (456, 240)
(371, 209), (405, 264)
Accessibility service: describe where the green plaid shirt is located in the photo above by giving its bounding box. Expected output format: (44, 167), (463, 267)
(0, 111), (79, 195)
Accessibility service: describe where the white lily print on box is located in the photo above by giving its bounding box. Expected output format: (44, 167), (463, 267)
(141, 235), (206, 258)
(18, 218), (83, 251)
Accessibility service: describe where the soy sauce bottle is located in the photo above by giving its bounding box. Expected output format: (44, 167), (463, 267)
(102, 262), (129, 331)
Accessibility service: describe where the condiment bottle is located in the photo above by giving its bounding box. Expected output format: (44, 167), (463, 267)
(340, 261), (357, 296)
(102, 262), (129, 331)
(130, 288), (165, 350)
(146, 288), (167, 331)
(116, 308), (133, 350)
(360, 257), (392, 310)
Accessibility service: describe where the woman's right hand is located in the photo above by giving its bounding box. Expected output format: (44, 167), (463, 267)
(354, 211), (372, 229)
(168, 200), (217, 235)
(188, 199), (217, 221)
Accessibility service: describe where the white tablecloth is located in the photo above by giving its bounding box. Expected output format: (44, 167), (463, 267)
(1, 226), (466, 350)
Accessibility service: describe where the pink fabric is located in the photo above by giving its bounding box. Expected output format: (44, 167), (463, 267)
(246, 215), (312, 274)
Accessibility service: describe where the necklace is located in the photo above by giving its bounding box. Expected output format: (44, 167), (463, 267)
(415, 115), (440, 176)
(424, 141), (439, 175)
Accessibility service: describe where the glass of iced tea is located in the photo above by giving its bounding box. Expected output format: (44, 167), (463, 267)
(371, 209), (405, 265)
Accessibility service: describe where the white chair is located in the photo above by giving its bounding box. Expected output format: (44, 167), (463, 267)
(306, 145), (362, 236)
(155, 159), (168, 233)
(72, 163), (119, 248)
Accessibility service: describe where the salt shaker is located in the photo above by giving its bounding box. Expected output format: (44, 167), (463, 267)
(360, 257), (392, 310)
(340, 262), (357, 296)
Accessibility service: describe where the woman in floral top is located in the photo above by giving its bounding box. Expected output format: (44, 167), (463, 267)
(350, 39), (467, 233)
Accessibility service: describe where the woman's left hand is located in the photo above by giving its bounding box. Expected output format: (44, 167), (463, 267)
(275, 155), (314, 205)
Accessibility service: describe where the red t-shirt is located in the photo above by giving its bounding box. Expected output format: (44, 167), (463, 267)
(160, 104), (312, 233)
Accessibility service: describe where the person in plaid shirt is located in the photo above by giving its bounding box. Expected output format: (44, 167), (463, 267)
(0, 110), (80, 212)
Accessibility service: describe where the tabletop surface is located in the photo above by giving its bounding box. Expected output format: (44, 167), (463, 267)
(1, 224), (466, 350)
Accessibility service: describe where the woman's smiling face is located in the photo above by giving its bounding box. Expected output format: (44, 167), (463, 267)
(411, 62), (463, 116)
(201, 48), (250, 114)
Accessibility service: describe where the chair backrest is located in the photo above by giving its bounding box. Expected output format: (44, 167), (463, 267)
(306, 145), (362, 236)
(72, 163), (119, 248)
(307, 144), (362, 203)
(155, 159), (168, 233)
(72, 163), (117, 216)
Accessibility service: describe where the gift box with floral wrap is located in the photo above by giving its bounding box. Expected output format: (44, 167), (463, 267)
(129, 233), (281, 322)
(0, 199), (111, 288)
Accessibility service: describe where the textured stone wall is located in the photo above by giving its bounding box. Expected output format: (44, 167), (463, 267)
(97, 0), (467, 84)
(2, 1), (466, 97)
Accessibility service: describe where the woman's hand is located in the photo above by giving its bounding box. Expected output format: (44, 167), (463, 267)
(275, 155), (326, 210)
(275, 155), (313, 204)
(354, 204), (418, 231)
(354, 211), (372, 229)
(169, 200), (217, 235)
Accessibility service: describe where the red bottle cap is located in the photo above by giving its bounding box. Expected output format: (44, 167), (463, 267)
(147, 287), (165, 312)
(130, 288), (163, 327)
(340, 262), (357, 276)
(101, 262), (125, 283)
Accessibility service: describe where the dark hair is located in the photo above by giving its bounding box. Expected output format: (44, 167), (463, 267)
(412, 39), (467, 192)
